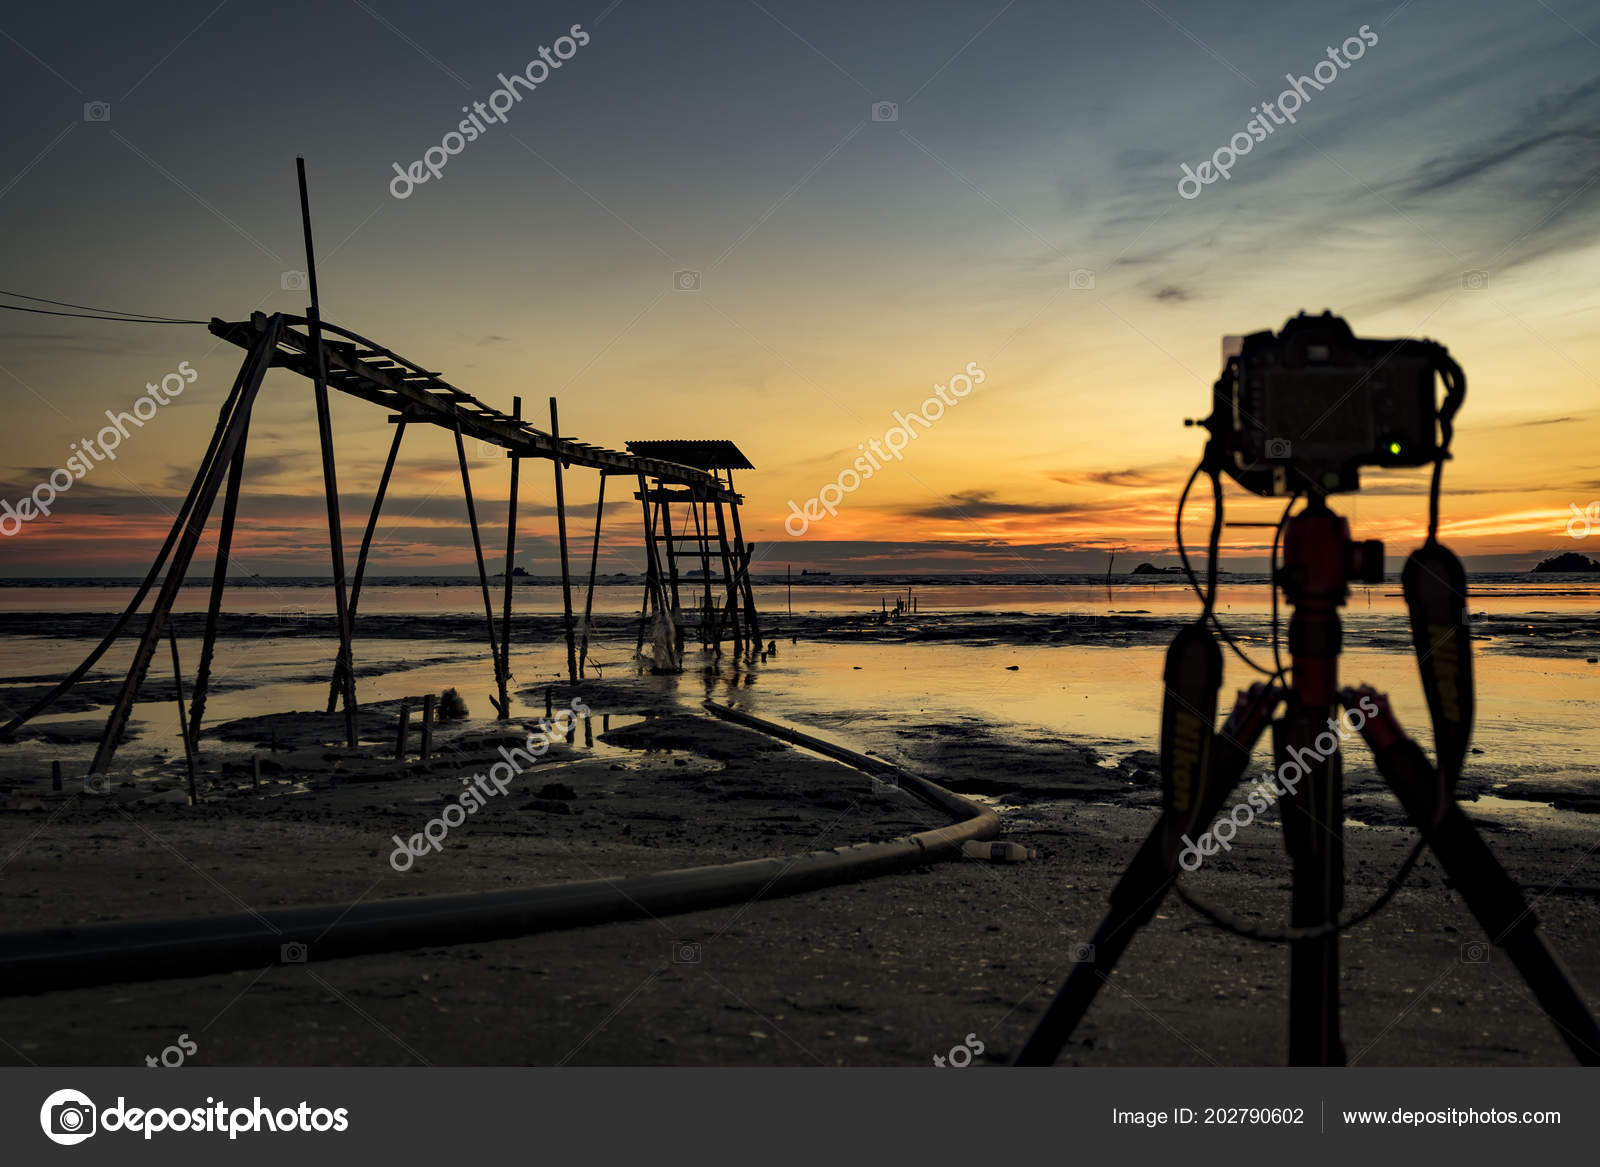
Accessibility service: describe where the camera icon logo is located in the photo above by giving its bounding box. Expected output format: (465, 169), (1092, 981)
(871, 101), (899, 122)
(280, 942), (309, 963)
(1068, 268), (1096, 290)
(83, 773), (109, 795)
(673, 269), (701, 291)
(1265, 437), (1293, 460)
(40, 1089), (97, 1145)
(1068, 941), (1095, 963)
(1461, 269), (1489, 291)
(671, 939), (702, 964)
(281, 270), (308, 292)
(1461, 940), (1489, 964)
(82, 102), (111, 123)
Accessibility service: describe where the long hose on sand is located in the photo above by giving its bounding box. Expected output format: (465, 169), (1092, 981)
(0, 702), (997, 996)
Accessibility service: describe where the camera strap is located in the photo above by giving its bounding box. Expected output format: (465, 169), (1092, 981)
(1159, 619), (1223, 863)
(1401, 542), (1474, 790)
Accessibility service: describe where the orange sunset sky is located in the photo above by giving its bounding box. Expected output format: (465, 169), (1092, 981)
(1, 1), (1596, 577)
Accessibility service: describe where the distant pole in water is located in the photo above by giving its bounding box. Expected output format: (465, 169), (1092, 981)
(787, 564), (792, 615)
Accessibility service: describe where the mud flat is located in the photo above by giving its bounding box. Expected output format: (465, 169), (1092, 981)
(0, 673), (1596, 1067)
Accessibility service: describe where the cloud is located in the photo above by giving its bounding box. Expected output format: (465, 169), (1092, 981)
(904, 489), (1085, 520)
(1400, 77), (1600, 201)
(1051, 466), (1176, 490)
(1509, 414), (1581, 427)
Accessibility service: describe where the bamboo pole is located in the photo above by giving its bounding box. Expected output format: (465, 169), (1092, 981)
(328, 419), (407, 712)
(297, 157), (358, 748)
(579, 474), (607, 677)
(1, 313), (265, 742)
(498, 398), (522, 719)
(712, 498), (741, 655)
(727, 499), (760, 644)
(453, 423), (504, 716)
(167, 624), (199, 806)
(659, 493), (683, 660)
(549, 398), (578, 688)
(88, 317), (283, 777)
(189, 417), (251, 737)
(635, 472), (658, 659)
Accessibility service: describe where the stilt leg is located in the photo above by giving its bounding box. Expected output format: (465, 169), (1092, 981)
(455, 424), (504, 716)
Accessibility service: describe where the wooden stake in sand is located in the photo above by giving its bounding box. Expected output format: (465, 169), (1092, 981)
(395, 701), (410, 762)
(251, 755), (260, 791)
(421, 695), (435, 761)
(51, 760), (62, 792)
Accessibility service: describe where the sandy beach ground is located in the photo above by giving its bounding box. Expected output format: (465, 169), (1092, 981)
(1, 656), (1597, 1068)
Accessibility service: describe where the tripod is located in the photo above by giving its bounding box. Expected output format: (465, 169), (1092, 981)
(1016, 495), (1600, 1065)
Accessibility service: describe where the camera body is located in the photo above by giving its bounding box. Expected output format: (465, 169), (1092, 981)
(1208, 312), (1441, 496)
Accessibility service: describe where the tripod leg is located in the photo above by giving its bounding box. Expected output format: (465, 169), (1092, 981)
(1015, 683), (1279, 1065)
(1344, 687), (1600, 1065)
(1276, 705), (1347, 1065)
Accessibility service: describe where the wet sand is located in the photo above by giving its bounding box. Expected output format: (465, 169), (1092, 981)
(1, 670), (1597, 1067)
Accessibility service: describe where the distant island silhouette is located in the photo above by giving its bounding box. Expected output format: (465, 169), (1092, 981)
(1532, 551), (1600, 572)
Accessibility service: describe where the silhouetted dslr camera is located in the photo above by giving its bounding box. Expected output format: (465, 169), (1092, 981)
(1204, 311), (1445, 496)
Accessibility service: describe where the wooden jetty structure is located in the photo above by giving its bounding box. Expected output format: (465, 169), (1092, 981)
(628, 440), (760, 662)
(0, 159), (759, 778)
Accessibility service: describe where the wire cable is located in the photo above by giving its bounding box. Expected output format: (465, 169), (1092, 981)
(1268, 492), (1297, 685)
(1175, 457), (1277, 677)
(0, 302), (207, 324)
(0, 288), (200, 322)
(1174, 834), (1428, 943)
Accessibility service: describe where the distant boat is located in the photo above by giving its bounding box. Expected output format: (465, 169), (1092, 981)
(800, 569), (832, 576)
